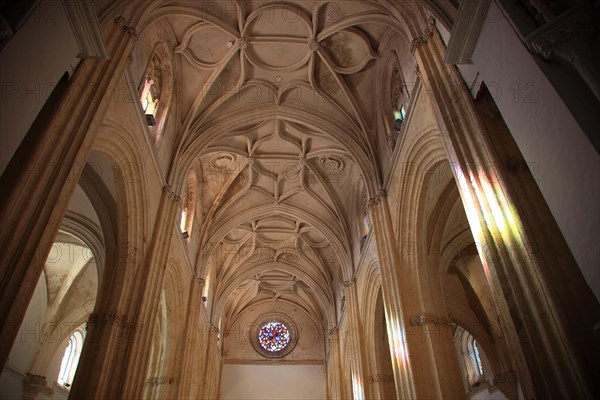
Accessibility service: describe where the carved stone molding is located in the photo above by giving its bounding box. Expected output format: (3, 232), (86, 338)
(62, 0), (109, 59)
(146, 376), (175, 387)
(88, 312), (128, 326)
(23, 374), (53, 400)
(410, 17), (437, 55)
(368, 373), (394, 384)
(343, 277), (355, 287)
(162, 185), (181, 202)
(328, 326), (338, 337)
(194, 274), (205, 286)
(208, 324), (220, 334)
(368, 189), (387, 206)
(114, 16), (138, 40)
(526, 5), (595, 62)
(408, 312), (450, 326)
(318, 155), (344, 174)
(493, 371), (518, 400)
(445, 0), (491, 64)
(86, 312), (140, 343)
(237, 38), (248, 50)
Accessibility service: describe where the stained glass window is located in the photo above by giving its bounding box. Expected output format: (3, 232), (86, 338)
(258, 321), (290, 352)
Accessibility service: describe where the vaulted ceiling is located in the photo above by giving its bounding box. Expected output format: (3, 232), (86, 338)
(124, 0), (431, 332)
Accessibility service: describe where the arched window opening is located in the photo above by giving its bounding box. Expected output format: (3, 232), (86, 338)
(454, 325), (486, 389)
(57, 328), (85, 388)
(473, 340), (484, 376)
(393, 104), (407, 130)
(141, 75), (160, 126)
(386, 62), (410, 149)
(251, 315), (297, 358)
(392, 66), (408, 132)
(180, 169), (198, 239)
(138, 42), (173, 142)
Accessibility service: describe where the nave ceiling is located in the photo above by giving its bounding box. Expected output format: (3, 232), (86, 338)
(114, 0), (427, 332)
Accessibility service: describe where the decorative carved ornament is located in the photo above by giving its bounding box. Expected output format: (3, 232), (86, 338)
(86, 312), (140, 342)
(23, 374), (53, 399)
(410, 17), (437, 55)
(87, 312), (128, 326)
(368, 189), (386, 206)
(208, 324), (220, 334)
(526, 5), (595, 62)
(343, 277), (355, 287)
(162, 185), (181, 202)
(113, 16), (138, 40)
(194, 274), (205, 286)
(146, 376), (175, 387)
(318, 156), (344, 174)
(408, 312), (450, 326)
(368, 374), (394, 384)
(328, 326), (338, 337)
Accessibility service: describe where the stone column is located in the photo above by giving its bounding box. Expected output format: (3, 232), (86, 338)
(201, 324), (221, 399)
(368, 192), (414, 399)
(69, 312), (138, 399)
(343, 277), (369, 399)
(120, 185), (181, 398)
(68, 176), (180, 399)
(412, 24), (600, 399)
(0, 11), (139, 369)
(368, 373), (395, 400)
(177, 276), (206, 399)
(370, 191), (464, 399)
(326, 327), (344, 399)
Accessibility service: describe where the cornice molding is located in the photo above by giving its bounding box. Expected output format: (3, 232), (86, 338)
(61, 0), (109, 59)
(408, 312), (450, 326)
(444, 0), (491, 64)
(410, 17), (437, 55)
(525, 4), (595, 62)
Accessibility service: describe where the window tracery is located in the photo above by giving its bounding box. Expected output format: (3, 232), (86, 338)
(258, 321), (290, 352)
(251, 315), (297, 358)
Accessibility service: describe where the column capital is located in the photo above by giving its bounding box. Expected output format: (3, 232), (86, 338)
(146, 376), (175, 387)
(368, 189), (387, 206)
(193, 274), (205, 286)
(408, 312), (450, 326)
(87, 312), (129, 327)
(368, 374), (394, 384)
(86, 312), (140, 344)
(23, 374), (53, 400)
(526, 4), (595, 62)
(410, 16), (437, 55)
(343, 277), (356, 287)
(162, 185), (181, 202)
(493, 371), (518, 400)
(114, 16), (138, 41)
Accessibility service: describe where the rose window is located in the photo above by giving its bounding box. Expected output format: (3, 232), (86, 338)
(258, 321), (290, 352)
